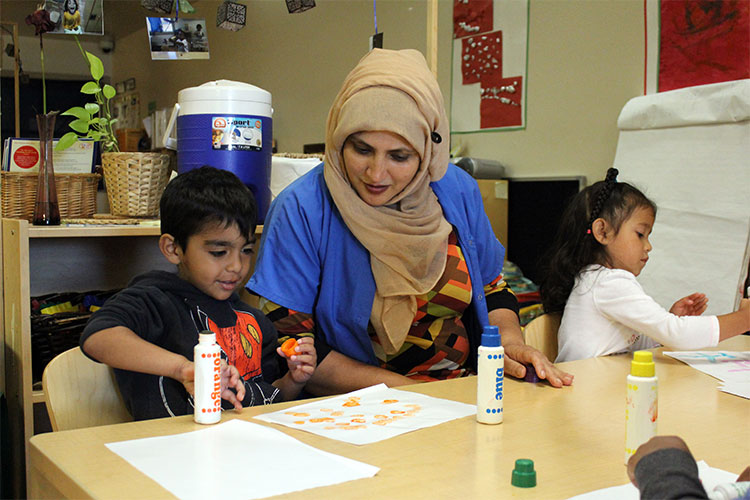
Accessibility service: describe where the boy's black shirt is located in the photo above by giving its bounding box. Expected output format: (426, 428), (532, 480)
(80, 270), (281, 420)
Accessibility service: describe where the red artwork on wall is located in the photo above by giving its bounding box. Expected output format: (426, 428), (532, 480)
(453, 0), (494, 38)
(659, 0), (750, 92)
(460, 30), (503, 85)
(480, 75), (522, 128)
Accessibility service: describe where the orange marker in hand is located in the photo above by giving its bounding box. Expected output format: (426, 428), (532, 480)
(280, 338), (298, 357)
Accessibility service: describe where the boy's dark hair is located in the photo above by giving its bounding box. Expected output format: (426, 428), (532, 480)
(539, 168), (656, 313)
(160, 166), (257, 249)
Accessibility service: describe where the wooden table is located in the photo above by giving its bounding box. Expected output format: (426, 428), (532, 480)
(28, 337), (750, 499)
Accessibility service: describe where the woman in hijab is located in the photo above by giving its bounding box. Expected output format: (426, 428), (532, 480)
(248, 49), (573, 395)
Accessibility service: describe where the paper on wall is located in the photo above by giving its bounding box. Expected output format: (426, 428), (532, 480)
(613, 79), (750, 316)
(254, 383), (477, 446)
(270, 156), (321, 199)
(105, 419), (379, 500)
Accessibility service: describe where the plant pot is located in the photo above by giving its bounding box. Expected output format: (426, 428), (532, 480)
(102, 152), (171, 217)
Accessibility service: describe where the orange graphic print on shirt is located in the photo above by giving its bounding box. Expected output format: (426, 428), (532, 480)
(207, 311), (263, 380)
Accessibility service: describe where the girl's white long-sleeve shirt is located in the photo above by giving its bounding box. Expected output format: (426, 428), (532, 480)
(556, 265), (719, 362)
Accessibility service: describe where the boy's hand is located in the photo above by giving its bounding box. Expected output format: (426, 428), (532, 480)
(174, 358), (245, 411)
(277, 337), (317, 384)
(219, 361), (245, 411)
(670, 293), (708, 316)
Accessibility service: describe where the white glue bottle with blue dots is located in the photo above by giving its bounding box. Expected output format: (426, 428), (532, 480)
(477, 325), (504, 424)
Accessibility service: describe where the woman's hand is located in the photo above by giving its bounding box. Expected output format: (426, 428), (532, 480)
(503, 342), (574, 388)
(489, 308), (573, 388)
(669, 292), (708, 316)
(277, 337), (317, 384)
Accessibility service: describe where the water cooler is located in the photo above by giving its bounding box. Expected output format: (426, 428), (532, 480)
(164, 80), (273, 222)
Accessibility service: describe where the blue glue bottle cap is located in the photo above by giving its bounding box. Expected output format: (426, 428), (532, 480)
(481, 325), (501, 347)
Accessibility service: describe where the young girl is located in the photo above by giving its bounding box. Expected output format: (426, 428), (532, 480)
(540, 168), (750, 362)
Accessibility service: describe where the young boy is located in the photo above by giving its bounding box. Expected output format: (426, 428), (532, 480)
(80, 166), (316, 420)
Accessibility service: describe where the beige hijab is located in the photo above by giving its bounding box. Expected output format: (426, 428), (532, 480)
(324, 48), (452, 354)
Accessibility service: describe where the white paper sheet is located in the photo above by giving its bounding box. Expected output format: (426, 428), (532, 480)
(254, 384), (477, 446)
(566, 461), (738, 500)
(719, 380), (750, 399)
(106, 419), (379, 500)
(664, 351), (750, 382)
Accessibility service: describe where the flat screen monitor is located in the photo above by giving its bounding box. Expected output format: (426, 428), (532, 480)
(506, 176), (585, 285)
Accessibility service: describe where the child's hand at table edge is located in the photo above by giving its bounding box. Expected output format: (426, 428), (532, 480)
(277, 336), (317, 384)
(174, 358), (245, 411)
(627, 436), (693, 487)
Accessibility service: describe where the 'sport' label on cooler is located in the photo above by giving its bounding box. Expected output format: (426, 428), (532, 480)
(211, 116), (263, 151)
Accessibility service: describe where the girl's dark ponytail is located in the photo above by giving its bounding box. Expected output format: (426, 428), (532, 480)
(587, 167), (619, 232)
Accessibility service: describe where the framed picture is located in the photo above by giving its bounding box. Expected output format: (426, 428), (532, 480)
(146, 17), (210, 60)
(46, 0), (104, 36)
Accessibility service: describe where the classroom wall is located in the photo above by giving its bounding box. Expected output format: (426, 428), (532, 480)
(3, 0), (645, 185)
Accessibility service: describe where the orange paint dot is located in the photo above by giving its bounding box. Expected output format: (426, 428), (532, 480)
(293, 421), (305, 425)
(374, 415), (388, 419)
(351, 418), (366, 423)
(383, 399), (399, 404)
(310, 417), (335, 423)
(390, 410), (406, 414)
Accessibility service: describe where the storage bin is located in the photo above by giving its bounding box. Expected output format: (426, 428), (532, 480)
(0, 171), (100, 221)
(102, 152), (171, 217)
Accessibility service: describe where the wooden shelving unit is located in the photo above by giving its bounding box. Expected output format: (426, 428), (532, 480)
(2, 219), (166, 498)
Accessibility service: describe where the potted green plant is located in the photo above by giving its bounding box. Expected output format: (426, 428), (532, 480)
(57, 39), (171, 218)
(56, 40), (119, 152)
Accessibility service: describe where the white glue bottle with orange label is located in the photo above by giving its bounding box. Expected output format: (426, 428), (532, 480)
(194, 330), (222, 424)
(477, 325), (504, 424)
(625, 350), (658, 463)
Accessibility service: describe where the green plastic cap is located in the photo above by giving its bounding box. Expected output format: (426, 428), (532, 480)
(511, 458), (537, 488)
(630, 350), (655, 377)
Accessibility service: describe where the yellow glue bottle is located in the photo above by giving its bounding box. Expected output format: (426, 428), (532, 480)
(625, 350), (658, 464)
(194, 330), (222, 424)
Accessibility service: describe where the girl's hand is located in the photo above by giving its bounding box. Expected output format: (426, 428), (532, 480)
(670, 293), (708, 316)
(277, 337), (317, 384)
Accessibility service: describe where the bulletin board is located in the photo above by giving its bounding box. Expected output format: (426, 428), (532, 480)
(450, 0), (529, 133)
(644, 0), (750, 94)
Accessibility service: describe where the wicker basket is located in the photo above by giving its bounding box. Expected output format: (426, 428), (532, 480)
(1, 171), (101, 221)
(102, 152), (171, 217)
